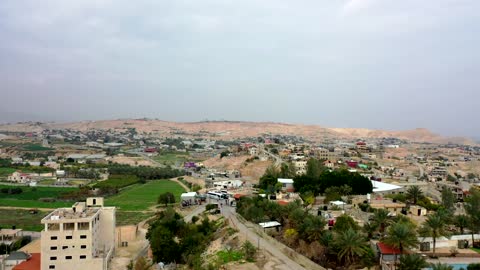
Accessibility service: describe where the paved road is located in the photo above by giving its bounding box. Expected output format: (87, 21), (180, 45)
(415, 162), (425, 177)
(221, 205), (310, 270)
(261, 149), (283, 166)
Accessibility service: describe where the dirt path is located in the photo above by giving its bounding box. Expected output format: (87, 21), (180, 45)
(170, 177), (190, 192)
(222, 206), (324, 270)
(0, 206), (56, 211)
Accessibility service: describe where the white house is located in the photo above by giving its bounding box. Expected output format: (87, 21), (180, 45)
(277, 178), (294, 192)
(248, 146), (258, 156)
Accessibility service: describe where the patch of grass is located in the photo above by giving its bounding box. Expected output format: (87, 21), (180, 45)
(21, 144), (53, 151)
(0, 209), (49, 231)
(38, 179), (56, 185)
(0, 185), (76, 208)
(0, 185), (76, 200)
(0, 199), (72, 208)
(472, 248), (480, 253)
(116, 211), (153, 226)
(153, 152), (190, 166)
(94, 175), (139, 189)
(0, 167), (16, 177)
(216, 249), (244, 264)
(105, 180), (185, 211)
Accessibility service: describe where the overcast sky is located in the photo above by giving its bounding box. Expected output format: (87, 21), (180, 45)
(0, 0), (479, 137)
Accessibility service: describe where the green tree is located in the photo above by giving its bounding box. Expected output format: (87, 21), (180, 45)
(398, 254), (428, 270)
(333, 228), (369, 268)
(454, 215), (469, 235)
(333, 215), (360, 233)
(406, 186), (424, 205)
(158, 192), (175, 207)
(419, 213), (450, 258)
(464, 188), (480, 246)
(441, 186), (456, 214)
(383, 221), (419, 266)
(372, 209), (393, 235)
(306, 158), (326, 178)
(300, 215), (326, 242)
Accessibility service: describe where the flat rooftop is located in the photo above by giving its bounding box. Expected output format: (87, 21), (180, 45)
(41, 207), (100, 223)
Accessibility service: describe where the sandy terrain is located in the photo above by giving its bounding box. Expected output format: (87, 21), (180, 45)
(108, 156), (154, 166)
(0, 119), (473, 144)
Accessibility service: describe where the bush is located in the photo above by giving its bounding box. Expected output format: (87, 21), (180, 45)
(242, 241), (257, 261)
(206, 204), (218, 211)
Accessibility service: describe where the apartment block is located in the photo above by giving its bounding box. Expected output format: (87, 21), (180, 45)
(40, 198), (115, 270)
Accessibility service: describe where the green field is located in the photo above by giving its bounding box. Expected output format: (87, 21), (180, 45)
(105, 180), (185, 211)
(153, 152), (191, 166)
(21, 144), (53, 151)
(0, 185), (76, 208)
(0, 167), (16, 177)
(94, 175), (139, 189)
(0, 209), (48, 231)
(116, 211), (154, 226)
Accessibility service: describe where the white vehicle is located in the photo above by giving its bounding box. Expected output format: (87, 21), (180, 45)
(207, 191), (228, 200)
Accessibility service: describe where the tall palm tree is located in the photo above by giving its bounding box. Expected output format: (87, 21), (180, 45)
(363, 221), (378, 239)
(430, 263), (453, 270)
(373, 209), (393, 235)
(420, 213), (450, 258)
(406, 186), (424, 205)
(398, 254), (428, 270)
(383, 221), (419, 267)
(334, 228), (369, 268)
(301, 215), (326, 242)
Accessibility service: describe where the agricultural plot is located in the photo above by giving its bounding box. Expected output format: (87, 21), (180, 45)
(153, 152), (192, 166)
(0, 185), (76, 208)
(21, 144), (53, 151)
(0, 209), (48, 231)
(105, 180), (185, 211)
(116, 211), (153, 226)
(93, 175), (139, 189)
(0, 167), (16, 177)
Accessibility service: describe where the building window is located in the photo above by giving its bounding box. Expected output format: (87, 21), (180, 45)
(63, 223), (75, 231)
(80, 255), (86, 259)
(48, 223), (60, 231)
(50, 246), (57, 250)
(66, 256), (72, 260)
(50, 257), (57, 260)
(80, 235), (87, 239)
(66, 236), (72, 240)
(62, 246), (68, 250)
(81, 245), (87, 249)
(49, 265), (55, 269)
(50, 236), (58, 240)
(78, 222), (89, 230)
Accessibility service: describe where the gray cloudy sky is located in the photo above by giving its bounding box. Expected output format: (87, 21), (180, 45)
(1, 0), (479, 137)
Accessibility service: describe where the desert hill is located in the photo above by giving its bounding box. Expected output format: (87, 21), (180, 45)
(0, 119), (473, 144)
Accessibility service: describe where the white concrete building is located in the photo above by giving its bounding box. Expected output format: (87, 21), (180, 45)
(40, 197), (115, 270)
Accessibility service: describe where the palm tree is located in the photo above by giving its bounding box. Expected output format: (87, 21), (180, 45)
(430, 263), (453, 270)
(363, 221), (378, 239)
(383, 221), (419, 267)
(334, 228), (369, 268)
(420, 213), (450, 258)
(398, 254), (428, 270)
(454, 215), (469, 235)
(301, 215), (326, 242)
(373, 209), (393, 235)
(406, 186), (424, 205)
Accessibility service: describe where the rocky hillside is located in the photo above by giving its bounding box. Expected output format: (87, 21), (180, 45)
(0, 119), (473, 144)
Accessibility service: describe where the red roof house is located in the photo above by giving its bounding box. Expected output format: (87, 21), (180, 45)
(13, 253), (40, 270)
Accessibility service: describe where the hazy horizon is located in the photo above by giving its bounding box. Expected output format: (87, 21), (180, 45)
(1, 0), (479, 137)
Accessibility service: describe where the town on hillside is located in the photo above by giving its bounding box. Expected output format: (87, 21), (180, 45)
(0, 124), (479, 270)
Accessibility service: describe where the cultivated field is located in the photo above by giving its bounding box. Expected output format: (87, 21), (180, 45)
(0, 209), (48, 231)
(0, 185), (76, 208)
(105, 180), (185, 211)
